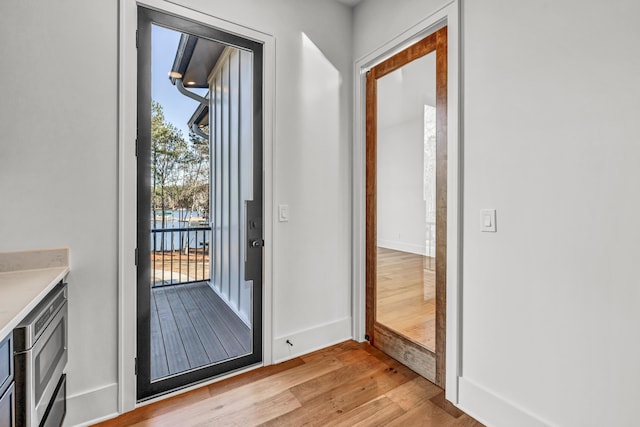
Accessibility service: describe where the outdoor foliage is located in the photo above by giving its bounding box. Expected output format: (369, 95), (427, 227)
(151, 101), (209, 227)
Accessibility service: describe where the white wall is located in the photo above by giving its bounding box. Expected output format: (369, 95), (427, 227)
(0, 0), (120, 423)
(355, 1), (640, 426)
(354, 0), (448, 60)
(12, 0), (639, 425)
(169, 1), (353, 358)
(0, 0), (353, 425)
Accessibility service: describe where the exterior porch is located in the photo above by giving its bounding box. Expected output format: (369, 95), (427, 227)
(150, 281), (251, 381)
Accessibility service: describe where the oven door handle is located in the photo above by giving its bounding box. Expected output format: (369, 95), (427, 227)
(31, 303), (67, 357)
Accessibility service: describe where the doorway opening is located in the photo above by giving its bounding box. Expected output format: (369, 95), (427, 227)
(136, 7), (264, 400)
(366, 26), (447, 387)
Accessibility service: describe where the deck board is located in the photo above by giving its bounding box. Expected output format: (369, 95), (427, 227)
(154, 288), (190, 375)
(150, 291), (170, 379)
(177, 285), (230, 362)
(205, 285), (252, 351)
(151, 282), (251, 381)
(163, 286), (211, 369)
(188, 284), (249, 355)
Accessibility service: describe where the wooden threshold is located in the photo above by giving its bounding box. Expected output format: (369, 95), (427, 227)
(374, 322), (436, 382)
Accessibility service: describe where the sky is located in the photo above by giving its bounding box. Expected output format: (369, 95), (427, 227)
(151, 25), (207, 139)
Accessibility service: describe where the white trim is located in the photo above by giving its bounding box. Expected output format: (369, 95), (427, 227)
(458, 377), (555, 427)
(272, 317), (352, 363)
(262, 27), (275, 369)
(118, 0), (139, 414)
(118, 0), (275, 413)
(66, 383), (119, 427)
(445, 1), (462, 403)
(351, 0), (462, 403)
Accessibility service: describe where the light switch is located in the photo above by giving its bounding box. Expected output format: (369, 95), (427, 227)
(278, 204), (290, 222)
(480, 209), (496, 232)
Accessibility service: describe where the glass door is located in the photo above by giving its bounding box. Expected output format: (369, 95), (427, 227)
(136, 7), (264, 400)
(366, 26), (448, 386)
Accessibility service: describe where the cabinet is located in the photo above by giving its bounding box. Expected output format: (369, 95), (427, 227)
(0, 383), (14, 427)
(0, 334), (13, 427)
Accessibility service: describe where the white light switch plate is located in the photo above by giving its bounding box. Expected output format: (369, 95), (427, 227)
(480, 209), (496, 232)
(278, 204), (290, 222)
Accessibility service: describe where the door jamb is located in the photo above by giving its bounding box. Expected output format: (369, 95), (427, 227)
(352, 0), (461, 403)
(118, 0), (275, 414)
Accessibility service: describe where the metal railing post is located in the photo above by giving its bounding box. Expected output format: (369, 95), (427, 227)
(150, 226), (211, 287)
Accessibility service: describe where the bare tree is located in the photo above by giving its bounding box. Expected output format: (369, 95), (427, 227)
(151, 101), (188, 230)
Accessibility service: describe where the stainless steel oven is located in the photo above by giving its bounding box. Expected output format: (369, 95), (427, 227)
(13, 281), (68, 427)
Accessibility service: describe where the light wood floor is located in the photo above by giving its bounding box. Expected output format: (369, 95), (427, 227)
(94, 341), (482, 427)
(377, 247), (436, 351)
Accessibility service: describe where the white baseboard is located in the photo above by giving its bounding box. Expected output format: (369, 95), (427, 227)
(64, 382), (118, 427)
(377, 239), (431, 256)
(273, 317), (352, 363)
(458, 377), (554, 427)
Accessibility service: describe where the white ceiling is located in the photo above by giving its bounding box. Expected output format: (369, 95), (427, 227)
(335, 0), (362, 7)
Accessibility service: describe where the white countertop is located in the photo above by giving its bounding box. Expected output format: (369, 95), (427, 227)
(0, 248), (69, 340)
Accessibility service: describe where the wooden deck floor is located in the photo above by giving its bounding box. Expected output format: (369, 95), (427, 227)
(151, 282), (251, 381)
(96, 341), (483, 427)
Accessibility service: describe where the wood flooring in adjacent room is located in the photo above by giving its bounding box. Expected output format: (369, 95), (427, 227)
(377, 247), (436, 350)
(95, 341), (482, 427)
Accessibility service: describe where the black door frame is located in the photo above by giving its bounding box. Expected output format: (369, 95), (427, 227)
(136, 6), (264, 401)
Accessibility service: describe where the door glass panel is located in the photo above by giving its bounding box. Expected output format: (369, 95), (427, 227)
(149, 24), (253, 381)
(376, 51), (437, 351)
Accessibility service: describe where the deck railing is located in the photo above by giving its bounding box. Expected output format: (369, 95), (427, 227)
(151, 226), (211, 287)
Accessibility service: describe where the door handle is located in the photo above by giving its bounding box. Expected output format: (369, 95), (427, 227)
(250, 239), (263, 248)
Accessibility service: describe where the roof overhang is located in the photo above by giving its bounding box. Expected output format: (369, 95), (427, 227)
(169, 34), (226, 89)
(188, 102), (209, 131)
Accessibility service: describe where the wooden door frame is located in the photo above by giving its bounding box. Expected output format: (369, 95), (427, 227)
(365, 27), (448, 387)
(351, 3), (461, 402)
